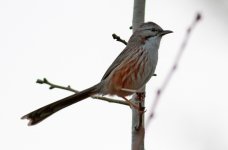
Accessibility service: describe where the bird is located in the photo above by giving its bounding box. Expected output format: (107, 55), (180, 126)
(21, 22), (172, 126)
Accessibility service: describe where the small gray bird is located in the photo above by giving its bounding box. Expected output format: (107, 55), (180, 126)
(21, 22), (172, 126)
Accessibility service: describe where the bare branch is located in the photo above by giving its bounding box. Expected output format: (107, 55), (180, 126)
(131, 0), (146, 149)
(36, 78), (129, 106)
(36, 78), (78, 92)
(146, 13), (202, 128)
(92, 95), (129, 106)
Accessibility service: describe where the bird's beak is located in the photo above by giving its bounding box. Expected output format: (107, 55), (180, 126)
(160, 30), (173, 36)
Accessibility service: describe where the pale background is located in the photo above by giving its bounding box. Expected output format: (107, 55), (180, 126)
(1, 0), (228, 149)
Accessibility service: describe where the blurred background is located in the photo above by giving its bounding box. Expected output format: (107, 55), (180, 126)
(0, 0), (228, 149)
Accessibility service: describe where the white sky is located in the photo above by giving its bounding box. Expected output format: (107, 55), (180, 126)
(1, 0), (228, 150)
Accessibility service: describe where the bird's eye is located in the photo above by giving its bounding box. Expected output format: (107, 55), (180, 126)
(151, 28), (157, 32)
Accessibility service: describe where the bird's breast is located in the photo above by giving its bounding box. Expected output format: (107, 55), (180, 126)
(104, 45), (158, 97)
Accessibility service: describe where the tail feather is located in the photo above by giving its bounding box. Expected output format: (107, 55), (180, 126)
(21, 83), (101, 126)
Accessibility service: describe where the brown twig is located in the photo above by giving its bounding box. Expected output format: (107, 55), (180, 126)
(112, 33), (128, 45)
(36, 78), (129, 106)
(146, 13), (202, 128)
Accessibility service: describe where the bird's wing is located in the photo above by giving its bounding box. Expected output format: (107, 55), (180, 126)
(101, 43), (139, 80)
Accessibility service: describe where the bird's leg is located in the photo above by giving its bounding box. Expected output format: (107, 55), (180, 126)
(120, 88), (145, 112)
(135, 92), (146, 131)
(121, 88), (137, 93)
(136, 92), (145, 101)
(121, 96), (145, 114)
(135, 92), (146, 112)
(122, 96), (140, 110)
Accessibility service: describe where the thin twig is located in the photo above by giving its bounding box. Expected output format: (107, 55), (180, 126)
(36, 78), (78, 92)
(112, 33), (128, 45)
(36, 78), (129, 106)
(146, 13), (202, 128)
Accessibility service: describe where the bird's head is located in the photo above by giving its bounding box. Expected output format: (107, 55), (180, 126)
(135, 22), (173, 39)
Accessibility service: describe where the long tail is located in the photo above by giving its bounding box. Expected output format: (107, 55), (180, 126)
(21, 83), (101, 126)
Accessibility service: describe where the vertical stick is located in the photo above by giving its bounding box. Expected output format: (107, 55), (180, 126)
(131, 0), (146, 149)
